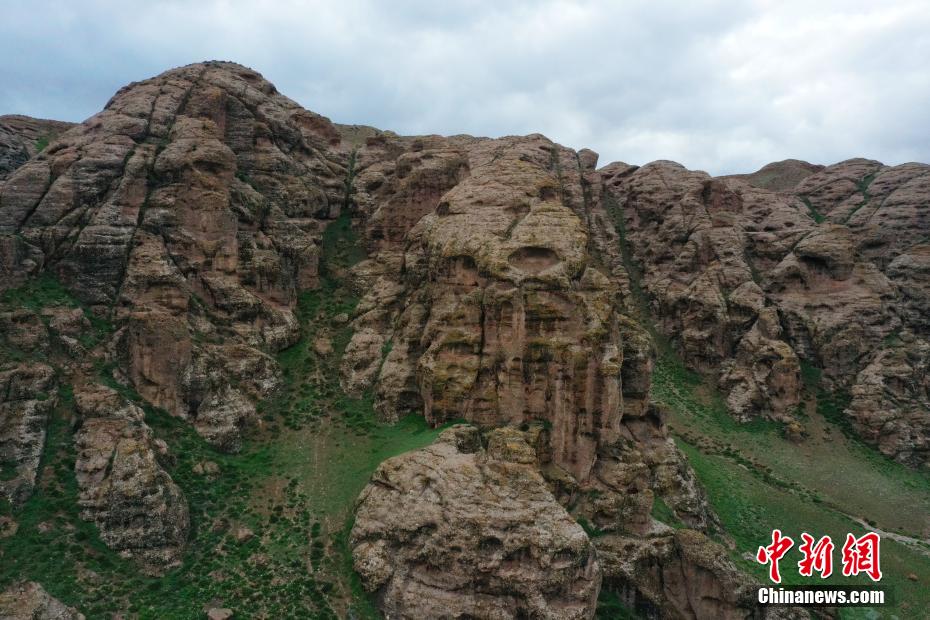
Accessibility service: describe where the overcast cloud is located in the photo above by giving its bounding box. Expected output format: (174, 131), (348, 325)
(2, 0), (928, 174)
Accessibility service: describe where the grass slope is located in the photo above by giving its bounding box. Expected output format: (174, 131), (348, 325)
(654, 353), (930, 619)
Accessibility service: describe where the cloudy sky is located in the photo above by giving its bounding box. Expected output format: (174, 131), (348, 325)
(2, 0), (928, 175)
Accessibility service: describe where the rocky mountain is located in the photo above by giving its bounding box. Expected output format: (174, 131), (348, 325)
(602, 157), (930, 466)
(1, 62), (351, 577)
(0, 61), (927, 618)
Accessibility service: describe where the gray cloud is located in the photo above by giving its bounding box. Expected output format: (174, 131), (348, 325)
(2, 0), (928, 174)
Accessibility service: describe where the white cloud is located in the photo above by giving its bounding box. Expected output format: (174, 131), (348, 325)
(2, 0), (928, 174)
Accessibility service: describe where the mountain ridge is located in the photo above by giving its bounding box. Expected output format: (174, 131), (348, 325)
(1, 60), (927, 619)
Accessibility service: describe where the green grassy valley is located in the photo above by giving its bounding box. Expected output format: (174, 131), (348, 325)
(653, 353), (930, 619)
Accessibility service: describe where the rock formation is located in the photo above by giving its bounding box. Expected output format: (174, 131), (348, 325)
(601, 156), (930, 466)
(0, 581), (85, 620)
(345, 133), (637, 483)
(1, 59), (926, 617)
(343, 130), (792, 617)
(596, 529), (770, 619)
(0, 61), (347, 451)
(0, 61), (349, 574)
(600, 161), (807, 422)
(0, 115), (74, 181)
(0, 361), (56, 506)
(352, 417), (777, 620)
(73, 383), (189, 573)
(352, 425), (601, 619)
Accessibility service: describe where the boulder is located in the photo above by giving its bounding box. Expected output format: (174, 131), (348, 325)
(351, 426), (601, 619)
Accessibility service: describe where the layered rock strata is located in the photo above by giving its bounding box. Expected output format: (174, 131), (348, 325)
(344, 130), (790, 617)
(1, 59), (925, 618)
(0, 61), (348, 571)
(0, 114), (74, 181)
(601, 157), (930, 466)
(0, 61), (348, 451)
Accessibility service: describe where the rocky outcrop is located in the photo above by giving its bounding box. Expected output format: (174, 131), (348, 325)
(342, 129), (782, 617)
(717, 308), (802, 423)
(352, 421), (778, 620)
(571, 401), (718, 538)
(725, 159), (824, 192)
(0, 61), (347, 450)
(0, 362), (56, 507)
(845, 335), (930, 467)
(0, 288), (194, 573)
(351, 426), (601, 620)
(768, 224), (897, 382)
(3, 59), (925, 618)
(73, 383), (189, 574)
(0, 581), (84, 620)
(782, 161), (930, 463)
(601, 156), (930, 465)
(344, 133), (643, 482)
(597, 529), (791, 620)
(2, 64), (339, 577)
(0, 115), (74, 181)
(600, 161), (807, 422)
(351, 134), (471, 254)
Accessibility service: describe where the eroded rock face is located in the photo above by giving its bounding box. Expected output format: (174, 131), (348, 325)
(769, 161), (930, 464)
(351, 426), (601, 620)
(342, 129), (783, 617)
(73, 384), (189, 574)
(1, 69), (320, 572)
(601, 156), (930, 465)
(0, 115), (75, 181)
(0, 352), (57, 506)
(352, 134), (471, 254)
(600, 162), (807, 423)
(0, 581), (84, 620)
(597, 530), (794, 620)
(0, 362), (56, 506)
(344, 133), (644, 482)
(571, 402), (718, 539)
(846, 335), (930, 467)
(352, 421), (782, 620)
(0, 61), (347, 450)
(3, 60), (921, 617)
